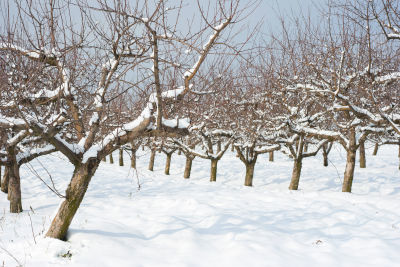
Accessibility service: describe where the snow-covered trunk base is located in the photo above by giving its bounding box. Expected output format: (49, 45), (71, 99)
(46, 159), (100, 240)
(148, 149), (156, 171)
(269, 151), (274, 162)
(372, 143), (379, 156)
(244, 162), (256, 186)
(8, 160), (22, 213)
(131, 148), (137, 169)
(109, 154), (114, 164)
(289, 157), (303, 190)
(342, 149), (356, 193)
(210, 159), (218, 182)
(1, 166), (8, 193)
(165, 153), (172, 175)
(183, 156), (193, 179)
(359, 141), (366, 168)
(119, 149), (124, 167)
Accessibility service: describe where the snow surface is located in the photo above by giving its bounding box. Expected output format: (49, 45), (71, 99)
(1, 144), (400, 266)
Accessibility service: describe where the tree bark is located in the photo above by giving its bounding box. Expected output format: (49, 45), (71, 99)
(217, 141), (221, 153)
(131, 148), (137, 169)
(8, 160), (22, 213)
(323, 153), (329, 167)
(269, 151), (274, 162)
(165, 153), (172, 175)
(1, 166), (9, 193)
(102, 157), (106, 162)
(148, 149), (156, 171)
(210, 159), (218, 182)
(119, 149), (124, 166)
(359, 141), (366, 168)
(109, 153), (114, 164)
(342, 148), (356, 192)
(322, 145), (329, 167)
(372, 143), (379, 156)
(46, 159), (99, 240)
(398, 143), (400, 158)
(177, 149), (181, 155)
(183, 156), (193, 179)
(289, 156), (302, 190)
(244, 161), (255, 186)
(0, 166), (1, 188)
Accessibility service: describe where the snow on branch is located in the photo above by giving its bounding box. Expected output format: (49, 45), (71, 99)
(183, 18), (232, 81)
(81, 87), (189, 163)
(0, 116), (26, 129)
(0, 42), (58, 66)
(17, 145), (56, 165)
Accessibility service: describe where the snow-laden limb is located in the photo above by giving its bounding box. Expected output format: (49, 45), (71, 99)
(83, 57), (120, 150)
(289, 123), (349, 149)
(183, 18), (232, 81)
(17, 145), (56, 165)
(387, 33), (400, 39)
(175, 127), (235, 161)
(254, 144), (280, 154)
(162, 118), (190, 129)
(0, 116), (27, 129)
(7, 130), (28, 147)
(81, 87), (189, 163)
(0, 43), (40, 60)
(375, 71), (400, 83)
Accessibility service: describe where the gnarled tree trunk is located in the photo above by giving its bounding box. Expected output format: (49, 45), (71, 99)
(342, 148), (356, 192)
(131, 147), (137, 169)
(46, 159), (100, 240)
(183, 156), (193, 179)
(372, 143), (379, 156)
(148, 149), (156, 171)
(1, 166), (9, 193)
(244, 161), (256, 186)
(165, 153), (172, 175)
(269, 151), (274, 162)
(109, 153), (114, 164)
(119, 149), (124, 166)
(359, 141), (366, 168)
(210, 159), (218, 182)
(8, 161), (22, 213)
(322, 141), (333, 167)
(289, 156), (303, 190)
(217, 141), (222, 153)
(342, 131), (357, 193)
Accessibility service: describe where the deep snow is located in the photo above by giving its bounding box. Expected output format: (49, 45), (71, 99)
(1, 144), (400, 266)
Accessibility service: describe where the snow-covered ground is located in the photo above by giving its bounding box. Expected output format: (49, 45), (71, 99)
(1, 144), (400, 266)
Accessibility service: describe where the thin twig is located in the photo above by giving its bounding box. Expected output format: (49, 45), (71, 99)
(0, 244), (23, 267)
(25, 162), (65, 198)
(28, 212), (36, 244)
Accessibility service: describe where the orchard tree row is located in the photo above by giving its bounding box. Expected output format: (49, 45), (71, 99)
(0, 0), (399, 241)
